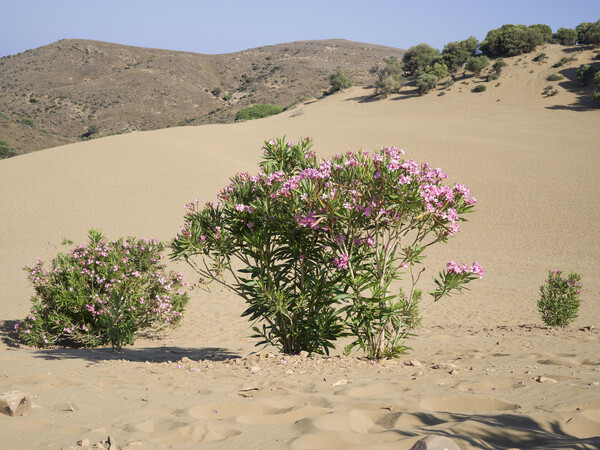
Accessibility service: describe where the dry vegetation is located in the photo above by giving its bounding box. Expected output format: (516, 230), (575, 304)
(0, 39), (404, 155)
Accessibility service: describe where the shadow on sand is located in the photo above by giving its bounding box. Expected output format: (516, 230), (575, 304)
(394, 412), (600, 449)
(1, 319), (240, 363)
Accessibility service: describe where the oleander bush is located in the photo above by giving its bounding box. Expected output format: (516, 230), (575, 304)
(538, 270), (582, 326)
(172, 137), (483, 358)
(16, 229), (189, 349)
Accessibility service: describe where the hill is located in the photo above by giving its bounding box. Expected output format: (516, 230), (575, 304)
(0, 39), (404, 155)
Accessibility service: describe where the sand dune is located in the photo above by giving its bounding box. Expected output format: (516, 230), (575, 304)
(1, 44), (599, 448)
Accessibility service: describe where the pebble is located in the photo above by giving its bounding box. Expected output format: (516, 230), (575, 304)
(536, 376), (557, 383)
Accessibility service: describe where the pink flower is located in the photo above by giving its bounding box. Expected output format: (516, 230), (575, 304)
(333, 254), (348, 270)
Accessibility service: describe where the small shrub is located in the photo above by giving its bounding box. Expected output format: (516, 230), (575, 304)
(576, 64), (597, 86)
(212, 87), (222, 97)
(546, 73), (564, 81)
(538, 270), (582, 327)
(552, 56), (577, 68)
(328, 68), (351, 93)
(485, 73), (500, 82)
(16, 229), (189, 349)
(532, 52), (548, 63)
(0, 139), (16, 159)
(473, 84), (487, 92)
(235, 104), (283, 121)
(416, 73), (439, 95)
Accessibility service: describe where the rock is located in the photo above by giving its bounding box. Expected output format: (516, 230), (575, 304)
(180, 357), (191, 363)
(250, 366), (261, 373)
(77, 438), (91, 447)
(410, 359), (422, 367)
(536, 376), (557, 383)
(299, 350), (309, 359)
(410, 435), (461, 450)
(0, 390), (31, 417)
(412, 370), (424, 377)
(589, 381), (599, 386)
(449, 368), (458, 375)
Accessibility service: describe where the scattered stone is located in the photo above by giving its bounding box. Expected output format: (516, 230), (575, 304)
(412, 370), (424, 377)
(0, 390), (31, 417)
(410, 435), (461, 450)
(180, 357), (191, 363)
(299, 351), (309, 359)
(77, 438), (91, 447)
(284, 370), (294, 375)
(449, 368), (458, 375)
(536, 376), (557, 383)
(250, 366), (261, 373)
(410, 359), (422, 367)
(331, 379), (349, 386)
(589, 381), (599, 386)
(579, 325), (594, 331)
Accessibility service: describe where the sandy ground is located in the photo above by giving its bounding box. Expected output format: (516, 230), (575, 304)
(1, 44), (599, 449)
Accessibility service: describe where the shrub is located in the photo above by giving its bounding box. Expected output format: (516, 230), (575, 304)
(538, 270), (582, 326)
(403, 43), (440, 76)
(212, 87), (222, 97)
(546, 73), (564, 81)
(442, 37), (479, 74)
(416, 73), (439, 95)
(552, 56), (577, 68)
(171, 137), (482, 359)
(372, 57), (406, 97)
(480, 24), (544, 57)
(86, 123), (99, 136)
(473, 84), (487, 92)
(0, 139), (16, 159)
(485, 73), (500, 82)
(576, 64), (597, 85)
(465, 56), (491, 76)
(427, 62), (449, 79)
(235, 104), (283, 121)
(375, 74), (407, 97)
(15, 229), (189, 349)
(492, 59), (507, 74)
(554, 27), (578, 45)
(328, 68), (351, 93)
(532, 53), (548, 63)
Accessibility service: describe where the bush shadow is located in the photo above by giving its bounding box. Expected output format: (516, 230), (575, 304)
(394, 411), (600, 449)
(0, 319), (22, 348)
(545, 64), (599, 111)
(29, 345), (241, 363)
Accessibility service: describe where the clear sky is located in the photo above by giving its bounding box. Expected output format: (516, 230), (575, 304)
(1, 0), (599, 58)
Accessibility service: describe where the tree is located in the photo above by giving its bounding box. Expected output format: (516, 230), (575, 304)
(442, 36), (479, 74)
(375, 74), (407, 97)
(465, 56), (491, 76)
(372, 57), (406, 97)
(554, 27), (578, 45)
(576, 20), (600, 46)
(416, 73), (439, 95)
(480, 24), (544, 57)
(529, 24), (553, 43)
(427, 62), (449, 79)
(328, 68), (351, 93)
(403, 43), (440, 76)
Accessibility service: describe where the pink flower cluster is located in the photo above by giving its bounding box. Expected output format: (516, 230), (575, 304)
(446, 261), (484, 279)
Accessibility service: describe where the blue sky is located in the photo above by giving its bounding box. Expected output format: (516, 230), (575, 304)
(1, 0), (598, 57)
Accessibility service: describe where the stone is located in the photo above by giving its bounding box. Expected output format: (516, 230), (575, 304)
(409, 359), (422, 367)
(250, 366), (261, 373)
(77, 438), (91, 447)
(0, 390), (31, 416)
(299, 351), (309, 359)
(410, 435), (461, 450)
(536, 376), (557, 383)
